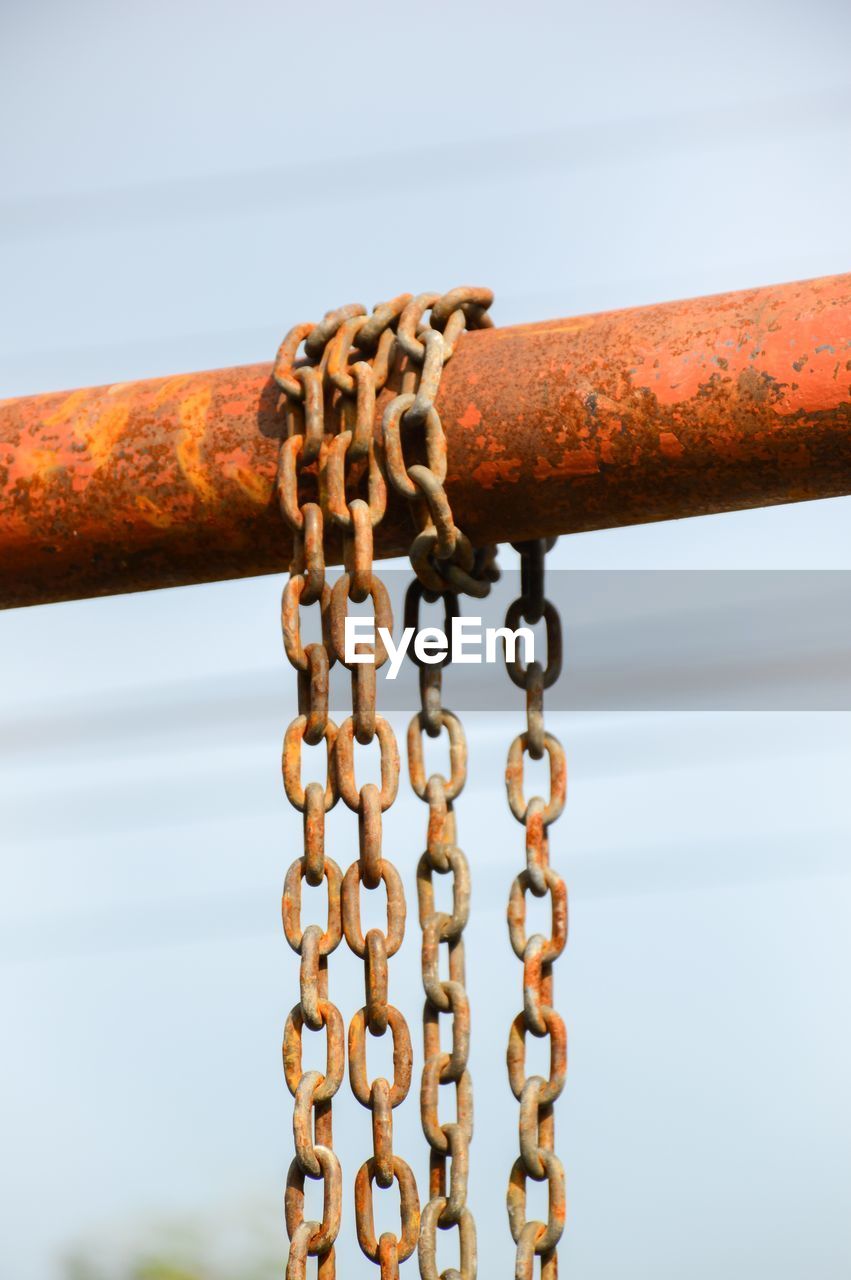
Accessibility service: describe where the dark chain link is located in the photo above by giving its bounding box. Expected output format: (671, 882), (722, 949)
(275, 288), (496, 1280)
(504, 539), (567, 1280)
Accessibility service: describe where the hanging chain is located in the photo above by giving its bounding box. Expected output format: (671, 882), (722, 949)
(503, 539), (567, 1280)
(279, 533), (342, 1277)
(381, 290), (497, 1280)
(275, 288), (494, 1280)
(406, 582), (477, 1280)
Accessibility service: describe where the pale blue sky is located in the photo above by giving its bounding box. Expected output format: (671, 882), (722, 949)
(2, 2), (850, 1277)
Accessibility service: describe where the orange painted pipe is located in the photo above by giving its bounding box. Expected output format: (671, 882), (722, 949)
(1, 274), (850, 608)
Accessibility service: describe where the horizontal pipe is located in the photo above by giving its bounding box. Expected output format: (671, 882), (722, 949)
(1, 273), (850, 609)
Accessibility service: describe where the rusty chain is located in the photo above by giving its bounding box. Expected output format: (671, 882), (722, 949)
(278, 306), (345, 1280)
(388, 291), (498, 1280)
(276, 291), (571, 1279)
(381, 289), (498, 599)
(275, 288), (495, 1280)
(503, 538), (567, 1280)
(406, 582), (477, 1280)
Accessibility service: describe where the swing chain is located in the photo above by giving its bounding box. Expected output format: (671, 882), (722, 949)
(504, 539), (567, 1280)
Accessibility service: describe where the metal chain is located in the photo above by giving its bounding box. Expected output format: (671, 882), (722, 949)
(275, 288), (494, 1280)
(503, 539), (567, 1280)
(382, 289), (498, 600)
(406, 582), (477, 1280)
(277, 304), (352, 1280)
(384, 289), (497, 1280)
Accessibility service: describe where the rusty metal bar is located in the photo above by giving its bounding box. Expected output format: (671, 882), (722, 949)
(2, 273), (849, 609)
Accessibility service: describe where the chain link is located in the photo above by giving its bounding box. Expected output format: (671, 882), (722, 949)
(503, 539), (567, 1280)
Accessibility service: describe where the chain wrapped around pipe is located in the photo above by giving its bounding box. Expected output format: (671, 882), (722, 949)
(274, 287), (495, 1280)
(503, 539), (567, 1280)
(379, 289), (498, 1280)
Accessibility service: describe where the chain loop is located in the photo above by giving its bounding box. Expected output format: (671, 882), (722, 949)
(283, 856), (343, 956)
(349, 1001), (414, 1106)
(285, 1147), (344, 1256)
(282, 716), (338, 812)
(506, 731), (566, 826)
(408, 709), (467, 802)
(283, 1001), (346, 1101)
(355, 1158), (421, 1265)
(342, 858), (406, 957)
(419, 1199), (477, 1280)
(281, 574), (333, 671)
(504, 597), (563, 690)
(335, 715), (400, 811)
